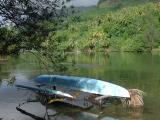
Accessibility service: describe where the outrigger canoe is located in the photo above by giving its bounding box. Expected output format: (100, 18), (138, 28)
(15, 75), (144, 120)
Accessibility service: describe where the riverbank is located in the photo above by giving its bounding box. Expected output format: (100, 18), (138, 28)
(69, 48), (160, 53)
(0, 56), (8, 64)
(152, 48), (160, 52)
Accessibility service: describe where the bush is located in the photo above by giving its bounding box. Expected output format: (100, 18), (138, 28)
(121, 36), (145, 52)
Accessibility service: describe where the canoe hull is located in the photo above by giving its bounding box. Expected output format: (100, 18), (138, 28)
(35, 75), (130, 98)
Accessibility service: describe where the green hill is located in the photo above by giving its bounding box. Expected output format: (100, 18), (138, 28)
(97, 0), (159, 9)
(74, 0), (160, 20)
(53, 2), (160, 52)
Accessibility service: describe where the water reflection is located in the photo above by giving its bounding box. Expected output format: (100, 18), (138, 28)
(15, 102), (144, 120)
(101, 117), (118, 120)
(99, 106), (144, 120)
(0, 52), (160, 120)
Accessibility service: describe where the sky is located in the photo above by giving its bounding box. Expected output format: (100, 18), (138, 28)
(67, 0), (99, 7)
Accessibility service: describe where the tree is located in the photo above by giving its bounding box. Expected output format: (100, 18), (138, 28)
(0, 0), (69, 26)
(0, 27), (21, 55)
(142, 7), (160, 52)
(0, 0), (72, 72)
(0, 0), (71, 50)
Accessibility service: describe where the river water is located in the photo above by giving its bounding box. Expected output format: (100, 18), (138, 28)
(0, 52), (160, 120)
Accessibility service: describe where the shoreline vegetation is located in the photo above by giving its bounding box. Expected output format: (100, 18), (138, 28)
(1, 1), (160, 55)
(68, 48), (160, 53)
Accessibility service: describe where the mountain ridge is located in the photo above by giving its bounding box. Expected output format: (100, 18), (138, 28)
(97, 0), (159, 8)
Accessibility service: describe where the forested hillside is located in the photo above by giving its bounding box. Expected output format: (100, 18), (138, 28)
(1, 1), (160, 54)
(55, 2), (160, 52)
(97, 0), (159, 8)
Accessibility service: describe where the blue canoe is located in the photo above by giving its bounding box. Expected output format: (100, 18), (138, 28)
(35, 75), (130, 98)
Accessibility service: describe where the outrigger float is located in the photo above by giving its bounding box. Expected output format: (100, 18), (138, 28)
(15, 75), (144, 119)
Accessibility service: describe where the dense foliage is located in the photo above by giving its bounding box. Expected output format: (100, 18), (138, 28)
(0, 0), (72, 72)
(0, 0), (71, 52)
(55, 2), (160, 52)
(0, 27), (20, 55)
(1, 1), (160, 63)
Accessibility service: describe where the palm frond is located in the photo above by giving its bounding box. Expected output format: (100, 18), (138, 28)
(120, 89), (145, 108)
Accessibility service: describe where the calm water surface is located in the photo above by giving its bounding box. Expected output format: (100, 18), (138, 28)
(0, 52), (160, 120)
